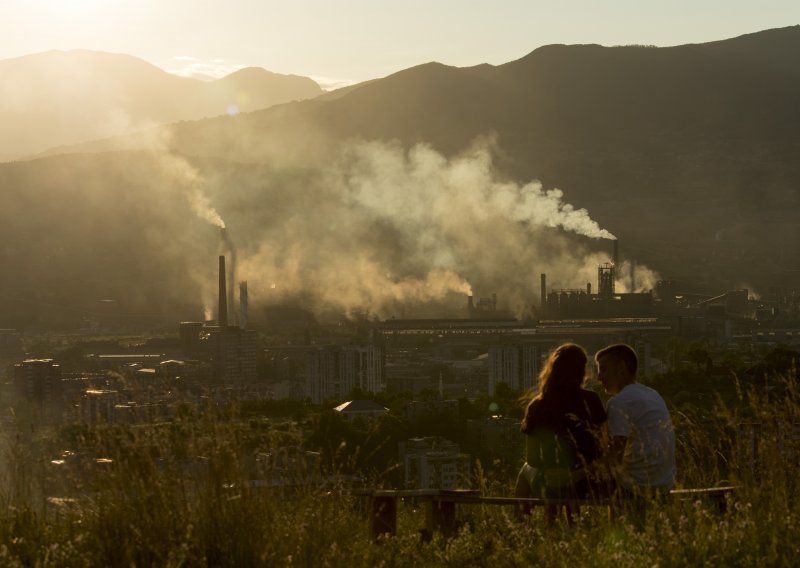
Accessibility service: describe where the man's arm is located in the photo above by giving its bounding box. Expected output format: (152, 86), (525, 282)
(606, 397), (631, 466)
(592, 434), (627, 485)
(609, 435), (628, 466)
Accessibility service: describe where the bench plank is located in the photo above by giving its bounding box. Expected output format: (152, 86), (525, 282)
(358, 486), (737, 539)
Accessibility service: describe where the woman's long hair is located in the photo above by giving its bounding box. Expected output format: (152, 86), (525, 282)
(522, 343), (587, 408)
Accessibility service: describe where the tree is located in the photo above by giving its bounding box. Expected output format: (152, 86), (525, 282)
(762, 346), (799, 378)
(687, 343), (712, 374)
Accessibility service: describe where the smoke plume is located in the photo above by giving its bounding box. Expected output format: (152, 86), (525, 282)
(189, 190), (225, 229)
(221, 139), (658, 317)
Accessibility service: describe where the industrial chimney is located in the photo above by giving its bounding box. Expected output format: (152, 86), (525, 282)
(220, 228), (237, 326)
(540, 274), (547, 310)
(228, 257), (236, 326)
(612, 239), (619, 268)
(218, 255), (228, 328)
(239, 281), (248, 329)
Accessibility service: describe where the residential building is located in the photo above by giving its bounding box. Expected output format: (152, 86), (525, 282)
(487, 343), (542, 394)
(401, 436), (471, 490)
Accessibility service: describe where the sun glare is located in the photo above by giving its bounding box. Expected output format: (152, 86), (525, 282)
(38, 0), (122, 28)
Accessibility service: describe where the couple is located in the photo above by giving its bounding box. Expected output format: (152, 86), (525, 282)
(515, 343), (676, 522)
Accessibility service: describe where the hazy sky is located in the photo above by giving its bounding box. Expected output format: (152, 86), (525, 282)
(2, 0), (799, 88)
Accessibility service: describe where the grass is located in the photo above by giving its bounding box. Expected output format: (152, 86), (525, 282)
(0, 375), (798, 566)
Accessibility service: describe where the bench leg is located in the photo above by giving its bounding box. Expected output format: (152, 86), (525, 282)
(371, 496), (397, 540)
(426, 500), (457, 536)
(711, 493), (727, 514)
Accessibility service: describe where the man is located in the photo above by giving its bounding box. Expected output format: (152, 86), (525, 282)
(595, 344), (676, 496)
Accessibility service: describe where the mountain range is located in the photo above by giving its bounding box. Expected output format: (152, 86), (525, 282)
(0, 50), (322, 159)
(2, 26), (799, 328)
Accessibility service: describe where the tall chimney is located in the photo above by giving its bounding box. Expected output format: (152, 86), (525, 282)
(612, 239), (619, 268)
(218, 255), (228, 328)
(467, 295), (474, 317)
(228, 255), (236, 326)
(220, 228), (237, 326)
(540, 273), (547, 310)
(239, 281), (248, 329)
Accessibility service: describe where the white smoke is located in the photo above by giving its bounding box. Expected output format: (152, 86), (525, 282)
(229, 139), (657, 317)
(188, 189), (225, 229)
(151, 150), (229, 315)
(337, 141), (616, 242)
(153, 147), (228, 230)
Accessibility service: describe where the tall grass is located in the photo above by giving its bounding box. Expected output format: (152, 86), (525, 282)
(0, 375), (798, 566)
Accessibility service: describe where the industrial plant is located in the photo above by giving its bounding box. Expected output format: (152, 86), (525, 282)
(180, 255), (258, 384)
(1, 231), (798, 425)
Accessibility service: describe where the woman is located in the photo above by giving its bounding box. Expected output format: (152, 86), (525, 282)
(514, 343), (607, 523)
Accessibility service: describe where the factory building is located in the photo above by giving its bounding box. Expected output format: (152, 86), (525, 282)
(466, 293), (516, 320)
(175, 255), (259, 384)
(179, 321), (204, 356)
(207, 255), (258, 383)
(540, 240), (654, 319)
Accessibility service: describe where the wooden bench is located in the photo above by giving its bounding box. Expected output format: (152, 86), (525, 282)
(353, 486), (737, 540)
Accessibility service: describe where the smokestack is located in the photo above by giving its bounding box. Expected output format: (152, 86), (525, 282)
(612, 239), (619, 268)
(239, 281), (248, 329)
(467, 295), (474, 317)
(218, 255), (228, 328)
(587, 282), (592, 295)
(221, 228), (237, 326)
(228, 255), (236, 326)
(540, 274), (547, 309)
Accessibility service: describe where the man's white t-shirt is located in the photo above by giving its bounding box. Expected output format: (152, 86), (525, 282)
(607, 383), (676, 489)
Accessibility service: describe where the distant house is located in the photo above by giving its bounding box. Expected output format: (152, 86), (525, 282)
(400, 436), (471, 490)
(333, 399), (389, 422)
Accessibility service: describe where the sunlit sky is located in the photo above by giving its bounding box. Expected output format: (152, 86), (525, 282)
(2, 0), (799, 88)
